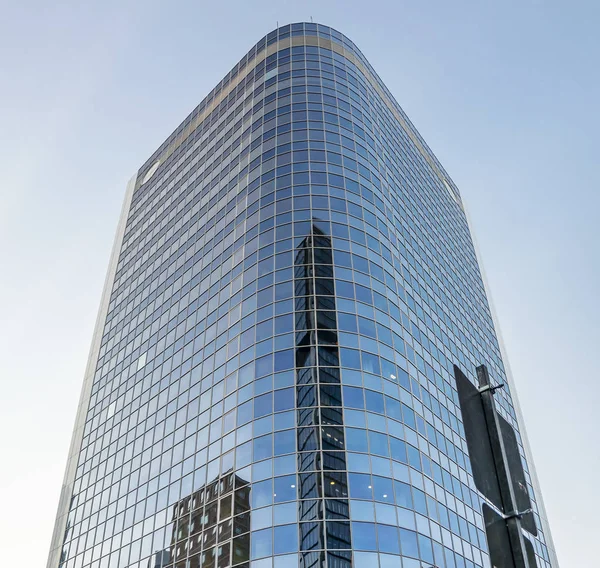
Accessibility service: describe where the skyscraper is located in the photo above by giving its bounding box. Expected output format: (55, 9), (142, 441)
(47, 22), (558, 568)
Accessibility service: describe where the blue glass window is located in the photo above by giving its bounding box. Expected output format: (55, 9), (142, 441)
(400, 528), (419, 558)
(349, 473), (372, 500)
(274, 524), (298, 554)
(251, 527), (273, 559)
(351, 522), (377, 551)
(377, 524), (400, 554)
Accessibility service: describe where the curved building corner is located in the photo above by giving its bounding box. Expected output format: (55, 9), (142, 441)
(48, 22), (558, 568)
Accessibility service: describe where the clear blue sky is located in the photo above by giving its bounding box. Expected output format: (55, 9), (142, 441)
(0, 1), (597, 566)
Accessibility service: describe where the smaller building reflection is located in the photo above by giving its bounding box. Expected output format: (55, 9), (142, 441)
(163, 470), (250, 568)
(147, 549), (170, 568)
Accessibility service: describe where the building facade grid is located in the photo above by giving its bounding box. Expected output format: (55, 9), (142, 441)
(48, 22), (556, 568)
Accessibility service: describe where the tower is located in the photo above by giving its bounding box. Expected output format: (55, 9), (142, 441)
(47, 23), (557, 568)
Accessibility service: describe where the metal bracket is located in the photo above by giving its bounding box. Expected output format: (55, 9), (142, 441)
(505, 508), (533, 521)
(478, 382), (506, 395)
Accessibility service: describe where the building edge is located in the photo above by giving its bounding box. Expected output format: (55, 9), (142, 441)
(461, 200), (560, 567)
(46, 174), (138, 568)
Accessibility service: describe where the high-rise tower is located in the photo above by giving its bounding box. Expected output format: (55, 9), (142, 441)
(47, 23), (558, 568)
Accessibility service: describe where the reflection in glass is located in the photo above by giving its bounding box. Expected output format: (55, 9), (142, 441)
(158, 471), (250, 568)
(295, 225), (352, 566)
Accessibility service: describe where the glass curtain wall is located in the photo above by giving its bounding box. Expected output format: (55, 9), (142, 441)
(48, 22), (555, 568)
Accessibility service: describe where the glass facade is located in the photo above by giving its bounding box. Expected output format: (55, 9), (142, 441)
(47, 23), (557, 568)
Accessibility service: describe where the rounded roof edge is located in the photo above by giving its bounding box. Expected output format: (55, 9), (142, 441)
(136, 21), (462, 208)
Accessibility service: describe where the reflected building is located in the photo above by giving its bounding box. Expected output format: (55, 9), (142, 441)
(166, 471), (251, 568)
(47, 22), (558, 568)
(144, 471), (251, 568)
(147, 550), (170, 568)
(294, 227), (352, 567)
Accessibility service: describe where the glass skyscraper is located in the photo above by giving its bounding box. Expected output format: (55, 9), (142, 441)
(47, 23), (558, 568)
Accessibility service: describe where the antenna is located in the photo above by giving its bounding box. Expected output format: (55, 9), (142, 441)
(310, 16), (314, 23)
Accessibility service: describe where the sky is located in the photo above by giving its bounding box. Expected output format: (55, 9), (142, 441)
(0, 1), (597, 566)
